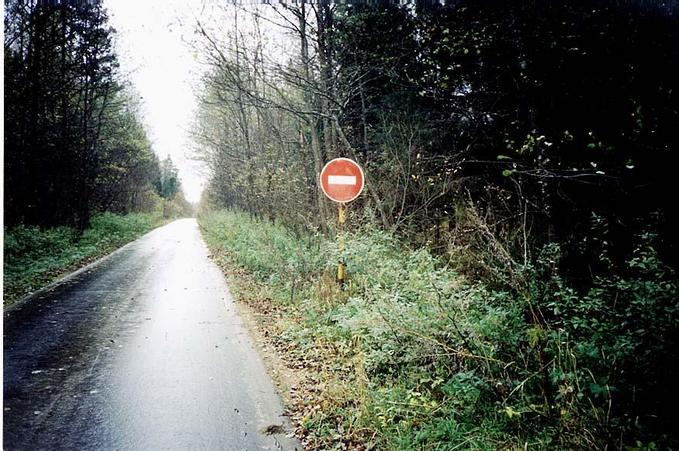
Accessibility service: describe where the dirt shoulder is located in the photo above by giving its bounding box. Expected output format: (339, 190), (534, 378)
(208, 248), (318, 449)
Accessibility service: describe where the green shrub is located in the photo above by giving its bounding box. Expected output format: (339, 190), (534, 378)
(539, 236), (679, 445)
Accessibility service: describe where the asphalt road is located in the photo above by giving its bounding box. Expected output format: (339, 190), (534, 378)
(3, 218), (300, 450)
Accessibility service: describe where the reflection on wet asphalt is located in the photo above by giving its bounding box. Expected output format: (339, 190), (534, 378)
(4, 218), (299, 450)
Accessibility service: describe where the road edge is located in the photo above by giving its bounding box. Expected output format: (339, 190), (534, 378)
(4, 220), (177, 314)
(200, 245), (311, 449)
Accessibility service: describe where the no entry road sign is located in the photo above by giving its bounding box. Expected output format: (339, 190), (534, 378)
(320, 158), (365, 203)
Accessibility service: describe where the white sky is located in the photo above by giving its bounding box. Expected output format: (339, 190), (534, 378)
(104, 0), (209, 203)
(103, 2), (298, 203)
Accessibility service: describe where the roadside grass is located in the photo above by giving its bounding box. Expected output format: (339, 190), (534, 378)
(199, 209), (554, 449)
(200, 209), (679, 450)
(199, 211), (679, 450)
(3, 212), (164, 306)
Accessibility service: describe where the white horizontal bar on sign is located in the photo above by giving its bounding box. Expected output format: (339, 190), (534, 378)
(328, 175), (357, 185)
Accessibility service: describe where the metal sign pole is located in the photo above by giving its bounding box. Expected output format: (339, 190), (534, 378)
(337, 202), (347, 286)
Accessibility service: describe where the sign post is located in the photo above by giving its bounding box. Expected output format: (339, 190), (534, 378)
(320, 158), (365, 286)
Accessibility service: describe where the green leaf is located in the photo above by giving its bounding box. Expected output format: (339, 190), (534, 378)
(504, 406), (521, 419)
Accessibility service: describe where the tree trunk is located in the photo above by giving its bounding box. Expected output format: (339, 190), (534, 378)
(298, 5), (329, 230)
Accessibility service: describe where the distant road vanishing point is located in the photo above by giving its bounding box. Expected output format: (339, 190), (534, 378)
(4, 219), (300, 450)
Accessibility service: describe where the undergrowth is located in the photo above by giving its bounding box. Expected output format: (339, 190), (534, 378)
(4, 211), (164, 305)
(199, 209), (678, 450)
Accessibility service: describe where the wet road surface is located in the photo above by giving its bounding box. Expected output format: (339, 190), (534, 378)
(4, 218), (300, 450)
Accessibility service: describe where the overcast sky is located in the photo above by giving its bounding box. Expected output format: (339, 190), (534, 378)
(102, 2), (299, 203)
(104, 0), (208, 202)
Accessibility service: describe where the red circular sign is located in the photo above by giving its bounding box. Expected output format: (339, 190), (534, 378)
(320, 158), (365, 203)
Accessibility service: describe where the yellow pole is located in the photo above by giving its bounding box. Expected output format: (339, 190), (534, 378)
(337, 203), (346, 286)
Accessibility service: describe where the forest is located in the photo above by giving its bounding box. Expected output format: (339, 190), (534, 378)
(193, 1), (679, 449)
(3, 0), (679, 449)
(4, 0), (192, 303)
